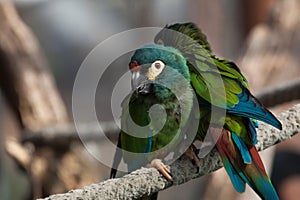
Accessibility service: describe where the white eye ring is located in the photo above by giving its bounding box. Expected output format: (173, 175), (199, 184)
(147, 60), (165, 81)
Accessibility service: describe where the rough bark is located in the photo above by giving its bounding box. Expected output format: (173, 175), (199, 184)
(0, 0), (68, 130)
(0, 0), (71, 198)
(39, 104), (300, 200)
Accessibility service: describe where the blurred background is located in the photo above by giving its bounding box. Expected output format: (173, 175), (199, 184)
(1, 0), (300, 199)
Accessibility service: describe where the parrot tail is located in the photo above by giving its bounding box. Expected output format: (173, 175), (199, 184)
(110, 135), (122, 179)
(215, 129), (279, 200)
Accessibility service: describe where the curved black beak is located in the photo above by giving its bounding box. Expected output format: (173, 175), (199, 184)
(131, 71), (152, 94)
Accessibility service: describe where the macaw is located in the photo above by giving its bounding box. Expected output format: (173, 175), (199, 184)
(110, 44), (197, 200)
(153, 22), (282, 200)
(110, 22), (282, 200)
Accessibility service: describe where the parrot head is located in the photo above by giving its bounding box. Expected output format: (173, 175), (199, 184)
(129, 43), (191, 100)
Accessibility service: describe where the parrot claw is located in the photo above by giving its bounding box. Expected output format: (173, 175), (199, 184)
(184, 144), (200, 170)
(150, 159), (173, 181)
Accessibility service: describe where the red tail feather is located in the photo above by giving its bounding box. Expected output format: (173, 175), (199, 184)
(212, 128), (279, 200)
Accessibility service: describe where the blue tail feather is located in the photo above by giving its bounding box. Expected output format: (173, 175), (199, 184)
(222, 156), (246, 193)
(217, 131), (279, 200)
(231, 132), (252, 164)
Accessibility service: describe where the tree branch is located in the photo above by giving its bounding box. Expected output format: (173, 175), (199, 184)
(0, 0), (68, 130)
(22, 77), (300, 147)
(39, 104), (300, 200)
(256, 78), (300, 108)
(22, 122), (119, 147)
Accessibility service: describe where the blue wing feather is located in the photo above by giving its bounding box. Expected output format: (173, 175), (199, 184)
(146, 136), (153, 153)
(249, 119), (258, 144)
(227, 88), (282, 130)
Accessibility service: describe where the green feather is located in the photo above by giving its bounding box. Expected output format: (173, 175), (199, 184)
(118, 44), (194, 172)
(152, 22), (281, 199)
(111, 23), (281, 200)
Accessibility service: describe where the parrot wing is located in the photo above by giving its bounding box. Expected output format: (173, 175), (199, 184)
(155, 22), (281, 130)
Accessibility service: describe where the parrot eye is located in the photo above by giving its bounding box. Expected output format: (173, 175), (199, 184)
(155, 62), (161, 69)
(147, 60), (165, 81)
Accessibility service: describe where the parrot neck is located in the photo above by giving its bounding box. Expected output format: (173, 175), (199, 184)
(154, 80), (194, 127)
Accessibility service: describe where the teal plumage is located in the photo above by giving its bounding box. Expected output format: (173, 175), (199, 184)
(110, 44), (194, 200)
(154, 22), (282, 200)
(110, 22), (281, 200)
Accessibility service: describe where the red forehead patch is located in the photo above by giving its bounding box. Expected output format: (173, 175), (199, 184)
(129, 60), (141, 71)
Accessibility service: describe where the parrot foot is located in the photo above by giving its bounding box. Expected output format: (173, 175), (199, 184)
(150, 159), (173, 181)
(184, 144), (200, 172)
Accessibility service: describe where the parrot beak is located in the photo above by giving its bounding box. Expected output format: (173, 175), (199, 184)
(129, 60), (153, 94)
(131, 70), (153, 94)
